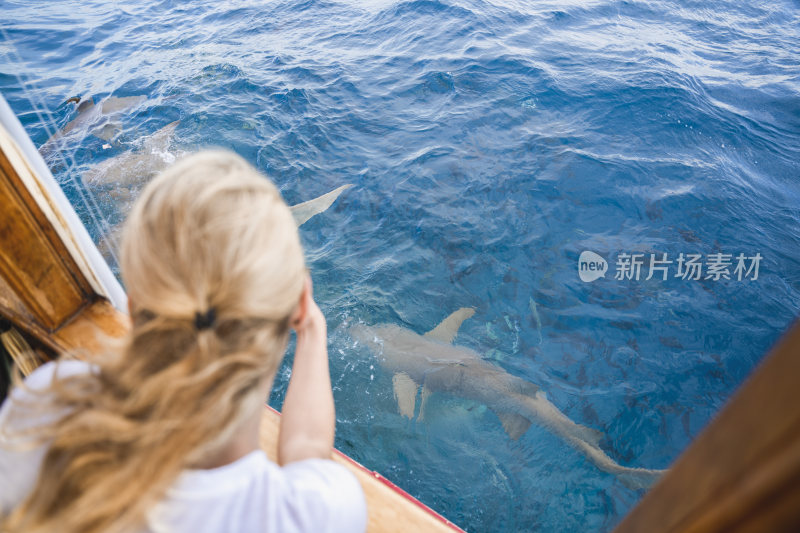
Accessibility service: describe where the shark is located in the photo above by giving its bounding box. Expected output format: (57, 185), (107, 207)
(96, 181), (352, 263)
(40, 95), (147, 158)
(350, 307), (666, 490)
(84, 120), (353, 219)
(86, 119), (352, 258)
(82, 120), (181, 190)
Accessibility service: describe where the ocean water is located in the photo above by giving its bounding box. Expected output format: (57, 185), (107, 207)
(2, 0), (799, 531)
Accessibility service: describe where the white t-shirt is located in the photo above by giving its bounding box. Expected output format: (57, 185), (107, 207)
(0, 361), (367, 533)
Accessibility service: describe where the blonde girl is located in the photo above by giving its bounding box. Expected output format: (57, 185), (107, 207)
(0, 151), (367, 533)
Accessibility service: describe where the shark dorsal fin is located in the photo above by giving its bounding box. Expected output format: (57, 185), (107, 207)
(290, 184), (353, 226)
(143, 121), (179, 151)
(424, 308), (475, 344)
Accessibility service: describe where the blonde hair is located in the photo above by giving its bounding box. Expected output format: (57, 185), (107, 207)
(2, 150), (306, 533)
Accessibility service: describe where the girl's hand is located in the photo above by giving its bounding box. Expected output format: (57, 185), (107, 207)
(291, 275), (327, 342)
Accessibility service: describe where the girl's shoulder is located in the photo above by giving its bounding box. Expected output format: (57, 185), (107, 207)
(17, 359), (95, 390)
(1, 358), (96, 431)
(0, 359), (95, 515)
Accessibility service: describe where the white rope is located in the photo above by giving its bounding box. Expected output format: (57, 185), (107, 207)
(0, 27), (121, 267)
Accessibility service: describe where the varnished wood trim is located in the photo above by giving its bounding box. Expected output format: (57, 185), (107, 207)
(0, 127), (93, 331)
(0, 298), (129, 360)
(52, 298), (130, 355)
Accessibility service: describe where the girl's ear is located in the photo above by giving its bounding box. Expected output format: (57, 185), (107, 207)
(289, 275), (312, 329)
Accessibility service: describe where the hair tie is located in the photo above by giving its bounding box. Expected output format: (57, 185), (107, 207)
(194, 308), (217, 331)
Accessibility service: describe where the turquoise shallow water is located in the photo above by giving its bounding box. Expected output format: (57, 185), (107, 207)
(2, 0), (800, 531)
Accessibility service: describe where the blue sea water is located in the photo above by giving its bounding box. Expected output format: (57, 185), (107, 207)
(2, 0), (799, 530)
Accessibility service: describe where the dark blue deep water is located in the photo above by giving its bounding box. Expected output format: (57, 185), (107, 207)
(2, 1), (799, 531)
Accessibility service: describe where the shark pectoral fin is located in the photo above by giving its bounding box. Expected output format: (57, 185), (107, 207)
(392, 373), (418, 419)
(495, 411), (532, 440)
(418, 385), (432, 422)
(290, 184), (353, 226)
(424, 308), (476, 344)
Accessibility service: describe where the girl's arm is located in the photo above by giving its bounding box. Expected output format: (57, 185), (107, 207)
(278, 276), (336, 465)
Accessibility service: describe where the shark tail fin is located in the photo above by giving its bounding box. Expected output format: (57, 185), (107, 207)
(617, 468), (666, 491)
(531, 388), (604, 447)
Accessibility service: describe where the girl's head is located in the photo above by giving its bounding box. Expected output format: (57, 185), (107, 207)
(124, 149), (305, 333)
(122, 149), (306, 382)
(4, 150), (307, 533)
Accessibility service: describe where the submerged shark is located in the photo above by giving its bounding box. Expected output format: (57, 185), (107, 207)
(97, 181), (352, 262)
(351, 308), (666, 490)
(40, 95), (147, 158)
(84, 120), (352, 221)
(83, 120), (181, 189)
(87, 119), (352, 258)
